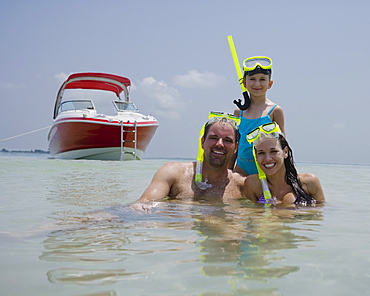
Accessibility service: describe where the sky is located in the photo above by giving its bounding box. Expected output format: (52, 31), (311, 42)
(1, 0), (369, 164)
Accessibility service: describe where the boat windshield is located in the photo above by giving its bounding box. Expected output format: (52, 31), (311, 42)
(113, 101), (139, 112)
(58, 100), (95, 114)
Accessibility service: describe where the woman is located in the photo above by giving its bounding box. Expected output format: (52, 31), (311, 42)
(244, 122), (325, 205)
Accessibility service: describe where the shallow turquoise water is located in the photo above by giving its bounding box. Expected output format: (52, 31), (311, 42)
(1, 153), (369, 296)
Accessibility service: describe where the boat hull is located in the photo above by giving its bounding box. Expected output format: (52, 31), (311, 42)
(48, 117), (158, 160)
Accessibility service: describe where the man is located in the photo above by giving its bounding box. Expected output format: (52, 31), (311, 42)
(131, 116), (246, 210)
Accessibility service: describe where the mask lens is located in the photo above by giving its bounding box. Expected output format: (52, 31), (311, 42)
(247, 128), (260, 141)
(261, 122), (277, 133)
(209, 111), (240, 126)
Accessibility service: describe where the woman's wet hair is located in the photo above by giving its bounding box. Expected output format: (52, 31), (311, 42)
(278, 135), (315, 205)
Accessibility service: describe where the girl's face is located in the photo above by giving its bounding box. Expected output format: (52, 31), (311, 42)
(255, 138), (288, 175)
(244, 73), (273, 97)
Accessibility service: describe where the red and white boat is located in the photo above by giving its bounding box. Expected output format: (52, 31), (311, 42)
(48, 72), (159, 160)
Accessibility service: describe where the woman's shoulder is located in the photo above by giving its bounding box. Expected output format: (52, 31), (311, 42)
(298, 173), (323, 191)
(298, 173), (320, 184)
(298, 173), (326, 203)
(243, 174), (260, 202)
(244, 174), (261, 189)
(246, 173), (259, 181)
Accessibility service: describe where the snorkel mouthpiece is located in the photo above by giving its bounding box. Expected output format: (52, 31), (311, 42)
(233, 91), (250, 111)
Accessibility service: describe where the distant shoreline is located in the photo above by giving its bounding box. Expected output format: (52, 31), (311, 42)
(1, 148), (49, 154)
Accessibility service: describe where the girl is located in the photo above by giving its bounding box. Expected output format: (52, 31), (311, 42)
(234, 56), (285, 176)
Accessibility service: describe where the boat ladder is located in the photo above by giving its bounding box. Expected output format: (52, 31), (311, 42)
(120, 121), (137, 161)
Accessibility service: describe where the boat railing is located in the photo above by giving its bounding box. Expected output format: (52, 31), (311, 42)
(120, 121), (137, 161)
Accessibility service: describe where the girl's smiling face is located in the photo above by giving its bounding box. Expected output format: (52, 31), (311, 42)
(255, 138), (288, 175)
(244, 73), (273, 97)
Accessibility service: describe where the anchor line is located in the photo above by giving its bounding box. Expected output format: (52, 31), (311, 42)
(0, 126), (51, 142)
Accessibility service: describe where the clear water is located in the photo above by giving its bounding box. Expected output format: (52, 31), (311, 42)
(1, 153), (370, 296)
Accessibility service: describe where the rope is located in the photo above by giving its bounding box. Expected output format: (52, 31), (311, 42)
(0, 126), (51, 142)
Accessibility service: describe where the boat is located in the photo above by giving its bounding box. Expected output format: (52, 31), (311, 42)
(48, 72), (159, 160)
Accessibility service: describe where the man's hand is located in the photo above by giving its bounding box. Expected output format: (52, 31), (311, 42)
(128, 202), (153, 212)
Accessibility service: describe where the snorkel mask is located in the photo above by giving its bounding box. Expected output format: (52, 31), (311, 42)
(195, 111), (240, 190)
(247, 122), (282, 204)
(243, 56), (273, 77)
(246, 121), (281, 146)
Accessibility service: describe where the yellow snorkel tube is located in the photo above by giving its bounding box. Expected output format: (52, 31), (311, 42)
(227, 35), (250, 110)
(252, 147), (273, 202)
(195, 121), (208, 188)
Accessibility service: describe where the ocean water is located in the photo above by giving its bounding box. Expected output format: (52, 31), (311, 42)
(1, 152), (370, 296)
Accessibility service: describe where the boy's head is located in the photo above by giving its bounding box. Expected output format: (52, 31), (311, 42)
(242, 56), (272, 79)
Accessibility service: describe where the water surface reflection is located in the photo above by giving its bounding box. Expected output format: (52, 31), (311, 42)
(40, 201), (324, 295)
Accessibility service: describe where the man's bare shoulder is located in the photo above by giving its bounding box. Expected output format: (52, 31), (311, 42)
(218, 170), (247, 201)
(159, 161), (195, 173)
(137, 161), (195, 203)
(154, 161), (195, 182)
(229, 170), (247, 186)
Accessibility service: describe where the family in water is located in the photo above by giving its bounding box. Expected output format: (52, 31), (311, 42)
(131, 55), (325, 210)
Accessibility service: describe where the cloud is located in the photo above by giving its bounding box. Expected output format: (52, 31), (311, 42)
(173, 70), (225, 89)
(54, 72), (70, 84)
(139, 77), (184, 119)
(0, 82), (26, 89)
(130, 81), (137, 91)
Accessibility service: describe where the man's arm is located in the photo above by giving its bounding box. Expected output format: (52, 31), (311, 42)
(129, 162), (180, 211)
(137, 162), (180, 202)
